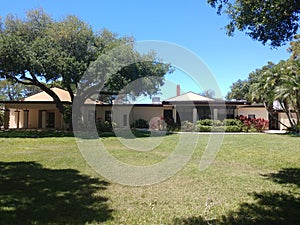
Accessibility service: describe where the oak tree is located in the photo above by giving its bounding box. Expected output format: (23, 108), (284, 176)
(208, 0), (300, 47)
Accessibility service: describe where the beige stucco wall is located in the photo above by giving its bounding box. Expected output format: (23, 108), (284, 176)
(278, 112), (297, 130)
(5, 103), (66, 129)
(130, 106), (163, 124)
(95, 105), (164, 127)
(95, 106), (112, 122)
(237, 107), (268, 120)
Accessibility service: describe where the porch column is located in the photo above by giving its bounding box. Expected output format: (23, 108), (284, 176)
(193, 108), (198, 123)
(173, 106), (177, 123)
(41, 110), (47, 129)
(23, 109), (29, 129)
(4, 109), (10, 129)
(213, 108), (218, 120)
(14, 110), (20, 129)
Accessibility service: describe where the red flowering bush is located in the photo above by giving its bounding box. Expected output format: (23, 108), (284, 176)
(238, 115), (269, 132)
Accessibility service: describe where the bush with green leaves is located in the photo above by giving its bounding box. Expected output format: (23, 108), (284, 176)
(224, 119), (243, 127)
(131, 119), (149, 129)
(225, 125), (243, 132)
(196, 119), (213, 126)
(96, 121), (114, 132)
(196, 125), (211, 132)
(181, 121), (194, 132)
(195, 119), (244, 132)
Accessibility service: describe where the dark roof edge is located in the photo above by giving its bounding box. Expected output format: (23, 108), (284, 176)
(0, 101), (72, 104)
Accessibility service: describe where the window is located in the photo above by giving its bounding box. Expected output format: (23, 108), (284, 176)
(197, 107), (211, 119)
(248, 114), (255, 119)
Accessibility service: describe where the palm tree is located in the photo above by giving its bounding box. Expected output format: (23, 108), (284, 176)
(275, 60), (300, 132)
(249, 61), (297, 131)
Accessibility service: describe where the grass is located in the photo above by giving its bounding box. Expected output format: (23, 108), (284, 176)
(0, 131), (299, 224)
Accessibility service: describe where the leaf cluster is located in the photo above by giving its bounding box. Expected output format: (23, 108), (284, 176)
(0, 9), (173, 113)
(208, 0), (300, 47)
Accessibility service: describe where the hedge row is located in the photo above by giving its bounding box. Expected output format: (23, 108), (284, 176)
(181, 118), (268, 132)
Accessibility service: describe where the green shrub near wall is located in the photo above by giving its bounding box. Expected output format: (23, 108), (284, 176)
(96, 121), (114, 132)
(181, 121), (194, 132)
(224, 119), (244, 127)
(131, 119), (149, 129)
(195, 125), (242, 132)
(196, 125), (211, 132)
(195, 119), (245, 132)
(224, 125), (243, 132)
(196, 119), (213, 126)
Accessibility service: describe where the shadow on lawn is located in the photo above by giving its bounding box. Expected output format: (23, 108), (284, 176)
(0, 130), (174, 139)
(264, 168), (300, 188)
(0, 130), (74, 138)
(0, 161), (112, 225)
(173, 168), (300, 225)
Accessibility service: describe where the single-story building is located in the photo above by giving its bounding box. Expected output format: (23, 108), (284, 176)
(1, 88), (71, 130)
(0, 87), (294, 130)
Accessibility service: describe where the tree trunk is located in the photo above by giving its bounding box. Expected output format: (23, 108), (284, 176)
(36, 82), (65, 114)
(66, 85), (75, 102)
(279, 101), (296, 127)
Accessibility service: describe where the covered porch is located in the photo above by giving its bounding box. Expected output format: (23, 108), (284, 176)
(3, 102), (68, 130)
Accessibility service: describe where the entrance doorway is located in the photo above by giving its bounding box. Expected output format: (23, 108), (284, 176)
(47, 112), (55, 128)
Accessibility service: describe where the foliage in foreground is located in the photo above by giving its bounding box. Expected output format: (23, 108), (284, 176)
(208, 0), (300, 47)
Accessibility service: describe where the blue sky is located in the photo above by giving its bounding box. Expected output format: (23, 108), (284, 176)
(0, 0), (291, 98)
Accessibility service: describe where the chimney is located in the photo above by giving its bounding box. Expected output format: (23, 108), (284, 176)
(176, 84), (180, 96)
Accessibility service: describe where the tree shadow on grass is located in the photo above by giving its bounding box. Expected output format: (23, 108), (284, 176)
(264, 168), (300, 188)
(0, 130), (74, 138)
(173, 168), (300, 225)
(0, 161), (112, 225)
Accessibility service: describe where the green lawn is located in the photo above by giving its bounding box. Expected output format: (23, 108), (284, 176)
(0, 132), (299, 225)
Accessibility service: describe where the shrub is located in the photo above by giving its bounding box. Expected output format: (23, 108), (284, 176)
(97, 121), (113, 132)
(181, 120), (194, 132)
(212, 120), (223, 126)
(195, 125), (211, 132)
(252, 118), (269, 132)
(224, 119), (243, 127)
(197, 119), (224, 127)
(238, 115), (269, 132)
(287, 124), (300, 134)
(131, 119), (149, 129)
(197, 119), (213, 126)
(196, 119), (245, 132)
(211, 126), (225, 132)
(225, 125), (243, 132)
(167, 123), (181, 132)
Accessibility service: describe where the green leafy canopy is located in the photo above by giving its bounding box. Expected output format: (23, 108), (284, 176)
(208, 0), (300, 47)
(0, 9), (173, 114)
